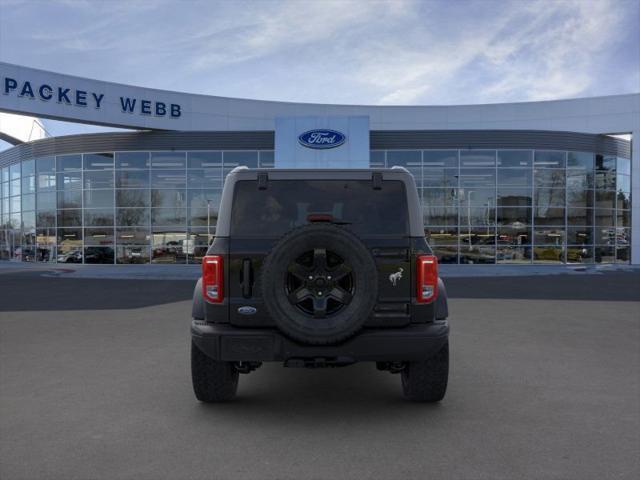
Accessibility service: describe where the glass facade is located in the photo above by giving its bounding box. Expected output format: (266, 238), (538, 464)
(0, 148), (632, 265)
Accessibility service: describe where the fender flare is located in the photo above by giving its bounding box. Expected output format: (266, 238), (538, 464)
(192, 278), (205, 320)
(435, 277), (449, 320)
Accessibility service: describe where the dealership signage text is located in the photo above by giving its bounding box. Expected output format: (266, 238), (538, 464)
(2, 76), (181, 118)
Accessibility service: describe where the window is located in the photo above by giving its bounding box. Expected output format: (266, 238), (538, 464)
(116, 170), (149, 188)
(423, 188), (457, 207)
(498, 150), (532, 168)
(36, 157), (55, 174)
(497, 207), (531, 226)
(534, 151), (566, 168)
(567, 152), (594, 169)
(57, 171), (82, 190)
(116, 245), (150, 264)
(150, 152), (186, 169)
(534, 227), (565, 245)
(223, 151), (258, 170)
(458, 168), (495, 188)
(534, 169), (565, 187)
(259, 151), (275, 168)
(460, 151), (495, 167)
(117, 208), (150, 227)
(423, 150), (457, 168)
(151, 170), (186, 189)
(57, 155), (82, 171)
(57, 190), (82, 209)
(84, 190), (114, 209)
(84, 170), (114, 189)
(21, 175), (36, 194)
(616, 174), (630, 194)
(497, 188), (532, 207)
(567, 169), (593, 189)
(151, 189), (186, 208)
(423, 206), (458, 226)
(117, 189), (150, 208)
(83, 153), (114, 170)
(423, 168), (458, 188)
(84, 209), (114, 226)
(116, 152), (149, 169)
(370, 151), (385, 168)
(498, 169), (531, 186)
(151, 208), (187, 227)
(116, 228), (150, 245)
(596, 155), (616, 172)
(425, 227), (459, 246)
(567, 227), (593, 245)
(498, 225), (531, 246)
(188, 169), (223, 189)
(386, 151), (421, 183)
(10, 178), (21, 196)
(37, 173), (56, 191)
(187, 151), (221, 169)
(187, 189), (221, 209)
(36, 211), (55, 228)
(57, 209), (82, 227)
(22, 194), (35, 211)
(22, 159), (35, 176)
(231, 180), (409, 237)
(84, 227), (114, 245)
(566, 188), (593, 209)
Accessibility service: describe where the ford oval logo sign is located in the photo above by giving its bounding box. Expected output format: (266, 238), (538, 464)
(298, 129), (346, 149)
(238, 306), (257, 315)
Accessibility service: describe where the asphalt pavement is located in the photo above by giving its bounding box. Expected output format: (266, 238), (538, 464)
(1, 271), (639, 480)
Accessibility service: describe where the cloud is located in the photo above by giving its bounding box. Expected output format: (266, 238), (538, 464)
(472, 0), (626, 102)
(0, 0), (637, 106)
(351, 0), (632, 104)
(186, 0), (412, 71)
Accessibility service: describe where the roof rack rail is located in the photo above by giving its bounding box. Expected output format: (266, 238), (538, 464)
(390, 165), (410, 173)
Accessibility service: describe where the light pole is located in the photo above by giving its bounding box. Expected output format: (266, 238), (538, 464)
(467, 190), (474, 251)
(485, 198), (492, 236)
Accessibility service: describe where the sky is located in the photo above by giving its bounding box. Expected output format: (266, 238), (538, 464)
(0, 0), (639, 144)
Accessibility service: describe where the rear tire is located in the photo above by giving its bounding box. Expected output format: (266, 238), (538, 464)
(191, 340), (239, 402)
(401, 340), (449, 402)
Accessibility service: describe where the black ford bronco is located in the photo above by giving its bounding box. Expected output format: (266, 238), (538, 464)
(191, 167), (450, 402)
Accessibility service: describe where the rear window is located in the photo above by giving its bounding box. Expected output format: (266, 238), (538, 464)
(230, 180), (408, 236)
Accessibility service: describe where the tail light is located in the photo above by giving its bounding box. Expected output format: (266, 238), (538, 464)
(202, 255), (224, 303)
(416, 254), (438, 303)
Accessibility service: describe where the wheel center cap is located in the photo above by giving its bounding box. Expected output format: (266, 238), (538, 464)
(314, 277), (327, 288)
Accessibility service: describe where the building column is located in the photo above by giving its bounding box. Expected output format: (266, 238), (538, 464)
(632, 129), (639, 265)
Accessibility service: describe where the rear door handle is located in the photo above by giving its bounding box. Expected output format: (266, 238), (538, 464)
(241, 259), (253, 298)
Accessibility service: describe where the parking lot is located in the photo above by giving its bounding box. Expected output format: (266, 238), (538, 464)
(1, 270), (639, 480)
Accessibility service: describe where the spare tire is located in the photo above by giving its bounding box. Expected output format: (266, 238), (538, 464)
(261, 224), (378, 345)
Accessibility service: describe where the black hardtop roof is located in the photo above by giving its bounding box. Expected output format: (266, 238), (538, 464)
(227, 167), (413, 181)
(215, 166), (425, 237)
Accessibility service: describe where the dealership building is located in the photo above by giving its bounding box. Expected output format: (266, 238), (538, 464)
(0, 62), (638, 266)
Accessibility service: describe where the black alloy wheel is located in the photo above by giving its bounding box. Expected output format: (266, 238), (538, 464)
(285, 248), (354, 318)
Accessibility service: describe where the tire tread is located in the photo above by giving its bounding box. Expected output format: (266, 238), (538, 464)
(191, 341), (239, 402)
(401, 341), (449, 402)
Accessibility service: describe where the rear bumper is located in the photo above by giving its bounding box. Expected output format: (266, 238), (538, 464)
(191, 321), (449, 363)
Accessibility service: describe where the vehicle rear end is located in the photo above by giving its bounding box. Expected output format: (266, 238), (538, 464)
(191, 168), (449, 402)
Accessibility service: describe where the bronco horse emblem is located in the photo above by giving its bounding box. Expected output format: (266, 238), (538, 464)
(389, 267), (404, 286)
